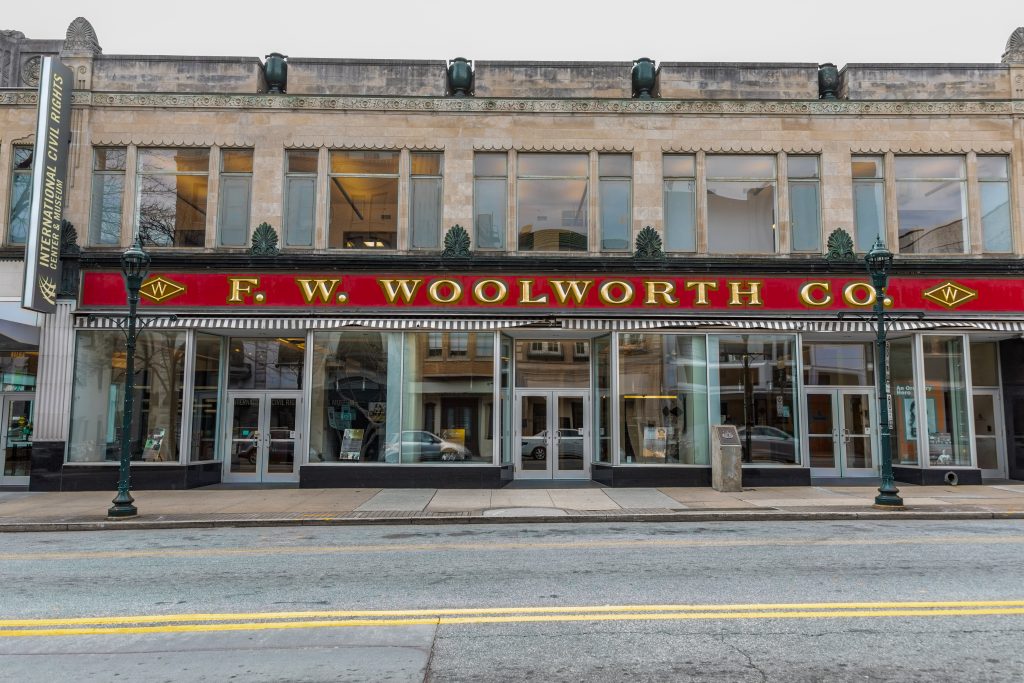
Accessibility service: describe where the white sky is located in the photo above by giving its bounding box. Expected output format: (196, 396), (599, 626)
(4, 0), (1021, 66)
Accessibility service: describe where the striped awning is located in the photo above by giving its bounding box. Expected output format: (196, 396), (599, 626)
(73, 314), (1024, 334)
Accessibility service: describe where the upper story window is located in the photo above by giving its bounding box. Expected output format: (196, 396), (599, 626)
(599, 154), (631, 251)
(329, 150), (399, 249)
(663, 154), (696, 253)
(706, 155), (777, 254)
(410, 152), (444, 250)
(979, 155), (1012, 253)
(7, 146), (33, 246)
(517, 153), (588, 252)
(895, 156), (967, 254)
(852, 155), (885, 251)
(788, 156), (821, 253)
(137, 148), (209, 247)
(474, 153), (507, 250)
(89, 148), (126, 246)
(284, 150), (317, 248)
(217, 149), (253, 247)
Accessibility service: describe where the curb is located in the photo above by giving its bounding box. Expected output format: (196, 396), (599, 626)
(1, 510), (1022, 532)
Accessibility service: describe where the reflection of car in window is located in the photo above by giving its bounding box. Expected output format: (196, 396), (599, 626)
(737, 426), (796, 463)
(521, 428), (584, 460)
(383, 430), (471, 462)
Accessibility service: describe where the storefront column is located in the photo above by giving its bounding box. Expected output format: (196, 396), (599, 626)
(29, 299), (76, 490)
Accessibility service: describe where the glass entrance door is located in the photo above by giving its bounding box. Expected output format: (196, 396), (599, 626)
(973, 390), (1006, 479)
(806, 389), (877, 477)
(224, 392), (301, 482)
(0, 395), (33, 484)
(515, 390), (590, 479)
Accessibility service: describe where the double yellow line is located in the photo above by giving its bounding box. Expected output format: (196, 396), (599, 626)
(2, 600), (1024, 637)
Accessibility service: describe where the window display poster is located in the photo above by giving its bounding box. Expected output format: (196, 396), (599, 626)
(441, 428), (465, 446)
(340, 428), (364, 460)
(642, 426), (668, 461)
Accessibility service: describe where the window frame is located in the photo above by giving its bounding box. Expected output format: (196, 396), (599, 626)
(7, 145), (34, 246)
(705, 154), (779, 255)
(515, 152), (590, 253)
(216, 148), (254, 248)
(283, 149), (318, 248)
(135, 147), (211, 248)
(894, 155), (969, 255)
(409, 151), (444, 250)
(662, 154), (697, 253)
(598, 153), (632, 252)
(327, 149), (400, 251)
(787, 155), (822, 253)
(473, 152), (508, 251)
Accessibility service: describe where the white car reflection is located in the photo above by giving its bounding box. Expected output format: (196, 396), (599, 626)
(383, 431), (472, 462)
(521, 429), (584, 460)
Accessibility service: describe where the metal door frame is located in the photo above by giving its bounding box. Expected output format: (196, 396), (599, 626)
(806, 387), (878, 478)
(0, 393), (33, 486)
(973, 388), (1007, 479)
(222, 390), (303, 483)
(513, 389), (591, 480)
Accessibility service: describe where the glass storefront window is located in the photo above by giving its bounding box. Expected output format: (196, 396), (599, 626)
(400, 332), (494, 463)
(802, 343), (874, 386)
(890, 337), (919, 466)
(922, 335), (971, 466)
(618, 334), (708, 465)
(500, 335), (512, 464)
(970, 341), (999, 387)
(189, 334), (223, 462)
(68, 330), (187, 463)
(709, 335), (797, 464)
(0, 347), (37, 392)
(309, 331), (401, 463)
(517, 153), (589, 252)
(515, 339), (590, 388)
(227, 338), (304, 390)
(593, 335), (611, 462)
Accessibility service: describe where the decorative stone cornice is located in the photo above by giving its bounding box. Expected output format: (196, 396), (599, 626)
(1, 91), (1021, 116)
(92, 137), (256, 147)
(851, 145), (1014, 154)
(282, 139), (442, 150)
(663, 145), (822, 154)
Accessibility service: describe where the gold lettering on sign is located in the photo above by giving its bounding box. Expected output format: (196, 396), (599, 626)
(379, 279), (423, 304)
(598, 280), (635, 306)
(472, 279), (509, 305)
(550, 280), (592, 305)
(727, 281), (763, 306)
(427, 279), (462, 304)
(296, 278), (341, 304)
(684, 281), (718, 306)
(518, 280), (548, 305)
(227, 277), (260, 304)
(842, 282), (876, 308)
(799, 281), (832, 307)
(644, 281), (678, 306)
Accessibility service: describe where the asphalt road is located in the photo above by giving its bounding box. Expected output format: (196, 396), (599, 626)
(1, 520), (1023, 682)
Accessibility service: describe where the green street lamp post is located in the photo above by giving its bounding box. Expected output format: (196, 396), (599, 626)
(108, 235), (151, 518)
(865, 236), (904, 508)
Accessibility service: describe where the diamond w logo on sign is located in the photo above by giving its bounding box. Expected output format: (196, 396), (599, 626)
(139, 276), (186, 303)
(921, 281), (978, 309)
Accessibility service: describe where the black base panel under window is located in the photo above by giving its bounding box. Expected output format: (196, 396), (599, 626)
(591, 465), (712, 487)
(299, 465), (513, 488)
(893, 466), (982, 486)
(27, 440), (65, 491)
(54, 463), (221, 491)
(742, 467), (811, 487)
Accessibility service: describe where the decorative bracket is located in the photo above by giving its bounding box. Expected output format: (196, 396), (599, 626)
(825, 228), (856, 263)
(441, 224), (471, 258)
(249, 222), (280, 256)
(634, 225), (665, 260)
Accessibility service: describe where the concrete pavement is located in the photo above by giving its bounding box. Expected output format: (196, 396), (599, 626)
(1, 483), (1023, 531)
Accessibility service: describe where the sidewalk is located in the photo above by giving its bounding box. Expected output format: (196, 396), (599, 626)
(1, 484), (1023, 531)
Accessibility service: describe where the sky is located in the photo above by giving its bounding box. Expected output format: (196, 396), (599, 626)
(3, 0), (1021, 66)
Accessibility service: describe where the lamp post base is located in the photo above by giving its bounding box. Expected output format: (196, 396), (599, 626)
(873, 491), (905, 508)
(108, 493), (138, 518)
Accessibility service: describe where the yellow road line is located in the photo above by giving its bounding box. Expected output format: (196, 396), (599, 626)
(3, 600), (1024, 628)
(2, 607), (1024, 637)
(3, 533), (1024, 562)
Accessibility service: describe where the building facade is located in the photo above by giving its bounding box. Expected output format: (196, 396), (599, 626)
(3, 18), (1024, 490)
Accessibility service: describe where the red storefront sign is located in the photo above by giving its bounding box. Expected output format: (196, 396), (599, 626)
(79, 272), (1015, 313)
